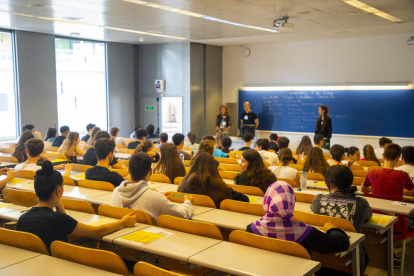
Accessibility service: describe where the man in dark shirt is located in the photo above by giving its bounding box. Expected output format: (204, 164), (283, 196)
(81, 123), (95, 142)
(128, 129), (148, 149)
(269, 133), (279, 153)
(240, 102), (258, 137)
(85, 138), (128, 187)
(238, 132), (254, 151)
(146, 124), (159, 144)
(172, 133), (192, 160)
(51, 126), (70, 147)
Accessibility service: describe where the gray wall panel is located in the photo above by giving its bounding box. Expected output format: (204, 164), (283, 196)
(205, 45), (222, 136)
(107, 42), (135, 138)
(190, 43), (205, 143)
(16, 31), (58, 135)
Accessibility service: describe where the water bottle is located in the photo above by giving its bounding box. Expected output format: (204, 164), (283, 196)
(180, 153), (185, 163)
(300, 171), (307, 191)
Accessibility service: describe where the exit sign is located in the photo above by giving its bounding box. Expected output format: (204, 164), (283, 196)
(145, 105), (155, 111)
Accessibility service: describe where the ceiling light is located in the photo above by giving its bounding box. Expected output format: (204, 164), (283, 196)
(342, 0), (403, 22)
(62, 17), (83, 21)
(123, 0), (277, 33)
(28, 4), (47, 8)
(0, 10), (187, 40)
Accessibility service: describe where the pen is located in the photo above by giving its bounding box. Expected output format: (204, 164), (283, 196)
(20, 210), (27, 213)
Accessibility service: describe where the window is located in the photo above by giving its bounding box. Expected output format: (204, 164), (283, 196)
(0, 31), (18, 141)
(162, 97), (183, 137)
(55, 38), (107, 135)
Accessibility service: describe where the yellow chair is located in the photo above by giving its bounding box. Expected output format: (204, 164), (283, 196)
(62, 175), (76, 186)
(305, 172), (325, 181)
(368, 166), (382, 171)
(233, 151), (244, 159)
(3, 188), (37, 207)
(134, 262), (186, 276)
(296, 159), (305, 165)
(61, 198), (95, 214)
(263, 161), (271, 168)
(157, 215), (223, 240)
(174, 177), (184, 185)
(122, 159), (129, 167)
(124, 138), (137, 145)
(168, 192), (216, 208)
(289, 164), (303, 171)
(13, 170), (36, 179)
(46, 152), (68, 159)
(78, 179), (114, 192)
(44, 146), (60, 152)
(358, 160), (380, 167)
(115, 144), (126, 149)
(352, 177), (364, 186)
(293, 210), (356, 232)
(268, 149), (276, 153)
(71, 164), (93, 172)
(185, 167), (190, 174)
(183, 160), (191, 166)
(219, 170), (238, 180)
(182, 146), (192, 151)
(229, 230), (310, 259)
(109, 168), (129, 177)
(350, 164), (364, 170)
(220, 199), (265, 216)
(352, 170), (368, 178)
(1, 147), (15, 154)
(50, 241), (129, 276)
(0, 228), (49, 255)
(227, 151), (236, 159)
(98, 205), (153, 225)
(0, 155), (19, 163)
(222, 163), (241, 172)
(119, 148), (134, 154)
(227, 183), (264, 196)
(278, 177), (299, 188)
(295, 193), (316, 203)
(214, 157), (239, 165)
(149, 174), (172, 184)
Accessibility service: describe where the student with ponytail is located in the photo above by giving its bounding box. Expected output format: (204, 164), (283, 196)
(17, 161), (136, 254)
(133, 140), (160, 163)
(269, 148), (298, 181)
(184, 132), (199, 151)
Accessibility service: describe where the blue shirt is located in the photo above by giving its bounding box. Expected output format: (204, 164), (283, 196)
(213, 148), (228, 158)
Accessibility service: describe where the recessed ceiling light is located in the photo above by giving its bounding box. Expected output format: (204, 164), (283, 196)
(28, 4), (47, 8)
(148, 30), (164, 34)
(62, 17), (83, 21)
(70, 32), (80, 36)
(297, 11), (311, 15)
(341, 0), (403, 22)
(338, 11), (361, 16)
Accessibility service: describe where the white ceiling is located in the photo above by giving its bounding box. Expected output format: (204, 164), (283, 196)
(0, 0), (413, 45)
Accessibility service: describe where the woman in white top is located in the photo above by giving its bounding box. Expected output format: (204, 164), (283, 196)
(110, 127), (127, 148)
(269, 148), (298, 181)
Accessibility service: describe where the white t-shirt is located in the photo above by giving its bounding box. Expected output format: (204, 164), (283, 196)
(258, 150), (279, 166)
(269, 166), (298, 181)
(14, 163), (41, 172)
(321, 148), (330, 157)
(395, 165), (414, 183)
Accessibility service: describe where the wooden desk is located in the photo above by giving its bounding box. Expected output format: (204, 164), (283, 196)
(0, 254), (124, 275)
(192, 209), (257, 231)
(0, 207), (92, 222)
(223, 178), (234, 184)
(114, 152), (131, 159)
(0, 244), (40, 269)
(0, 204), (28, 215)
(188, 241), (321, 276)
(0, 161), (18, 169)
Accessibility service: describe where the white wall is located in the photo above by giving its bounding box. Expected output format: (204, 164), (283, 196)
(223, 32), (414, 151)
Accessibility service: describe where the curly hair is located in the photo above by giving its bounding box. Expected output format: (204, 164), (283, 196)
(303, 147), (330, 177)
(234, 149), (277, 193)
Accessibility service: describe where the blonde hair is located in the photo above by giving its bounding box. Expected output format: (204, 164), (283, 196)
(58, 132), (80, 157)
(219, 105), (229, 116)
(215, 132), (224, 149)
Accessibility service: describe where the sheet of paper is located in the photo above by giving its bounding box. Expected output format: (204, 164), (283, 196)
(8, 179), (25, 184)
(392, 201), (414, 208)
(0, 203), (13, 208)
(120, 227), (174, 245)
(87, 218), (117, 226)
(51, 159), (68, 162)
(75, 175), (85, 179)
(295, 189), (324, 195)
(315, 182), (326, 187)
(368, 215), (393, 226)
(249, 197), (257, 203)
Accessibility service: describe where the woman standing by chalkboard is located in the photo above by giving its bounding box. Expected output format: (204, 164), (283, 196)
(216, 105), (231, 136)
(315, 105), (332, 150)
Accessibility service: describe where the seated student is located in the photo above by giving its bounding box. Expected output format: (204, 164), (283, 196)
(268, 148), (298, 181)
(14, 138), (69, 173)
(0, 168), (15, 190)
(153, 143), (186, 183)
(311, 165), (372, 273)
(202, 135), (228, 158)
(192, 140), (226, 171)
(296, 135), (313, 158)
(58, 132), (85, 163)
(81, 123), (96, 142)
(184, 132), (198, 151)
(344, 146), (360, 165)
(172, 133), (192, 160)
(129, 125), (142, 139)
(234, 149), (277, 194)
(145, 124), (159, 143)
(82, 131), (124, 169)
(86, 126), (101, 146)
(17, 161), (136, 254)
(303, 147), (330, 177)
(278, 137), (298, 165)
(112, 152), (193, 224)
(395, 146), (414, 183)
(178, 153), (248, 208)
(215, 131), (224, 149)
(155, 133), (168, 149)
(18, 124), (42, 141)
(44, 128), (57, 142)
(269, 133), (279, 153)
(13, 131), (50, 163)
(360, 144), (381, 166)
(128, 129), (147, 150)
(255, 139), (279, 166)
(361, 144), (414, 202)
(85, 138), (129, 188)
(238, 132), (254, 151)
(51, 126), (70, 147)
(375, 137), (392, 157)
(247, 181), (350, 256)
(133, 140), (160, 163)
(327, 144), (353, 168)
(110, 127), (127, 148)
(314, 134), (331, 156)
(221, 137), (232, 154)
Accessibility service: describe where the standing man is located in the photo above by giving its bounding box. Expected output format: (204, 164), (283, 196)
(240, 102), (259, 137)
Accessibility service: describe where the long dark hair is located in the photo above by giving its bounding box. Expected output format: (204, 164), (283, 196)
(153, 143), (186, 183)
(221, 137), (232, 154)
(13, 131), (35, 163)
(178, 153), (232, 208)
(44, 128), (57, 141)
(234, 149), (277, 193)
(35, 161), (63, 201)
(191, 140), (215, 164)
(133, 140), (153, 154)
(187, 132), (196, 145)
(363, 144), (381, 166)
(296, 135), (313, 156)
(325, 165), (356, 196)
(316, 105), (330, 131)
(303, 147), (330, 176)
(279, 148), (292, 166)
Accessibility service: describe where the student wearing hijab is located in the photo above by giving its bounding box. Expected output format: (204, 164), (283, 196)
(246, 181), (350, 255)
